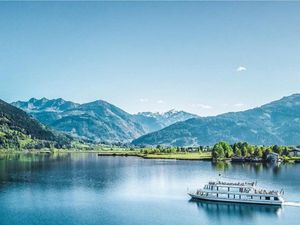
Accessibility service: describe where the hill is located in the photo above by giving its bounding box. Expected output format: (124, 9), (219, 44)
(0, 99), (71, 149)
(132, 94), (300, 146)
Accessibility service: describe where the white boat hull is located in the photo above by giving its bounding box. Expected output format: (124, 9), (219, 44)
(188, 193), (283, 206)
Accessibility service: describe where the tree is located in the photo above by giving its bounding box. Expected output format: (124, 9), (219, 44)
(212, 143), (225, 159)
(221, 141), (233, 158)
(212, 141), (233, 159)
(236, 148), (242, 157)
(254, 147), (263, 158)
(233, 142), (243, 156)
(241, 143), (250, 157)
(247, 145), (255, 156)
(282, 147), (289, 156)
(170, 147), (177, 153)
(263, 148), (272, 160)
(272, 145), (283, 156)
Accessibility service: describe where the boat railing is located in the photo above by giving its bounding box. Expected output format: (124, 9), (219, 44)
(209, 181), (255, 187)
(198, 188), (281, 196)
(254, 189), (280, 196)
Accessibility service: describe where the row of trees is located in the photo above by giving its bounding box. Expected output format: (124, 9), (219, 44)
(212, 141), (292, 159)
(137, 142), (293, 158)
(138, 145), (209, 154)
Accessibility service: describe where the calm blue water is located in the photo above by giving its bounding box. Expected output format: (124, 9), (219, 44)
(0, 153), (299, 225)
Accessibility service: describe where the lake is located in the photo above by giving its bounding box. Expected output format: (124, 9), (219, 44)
(0, 153), (299, 225)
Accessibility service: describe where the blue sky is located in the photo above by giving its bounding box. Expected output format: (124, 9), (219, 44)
(1, 2), (300, 116)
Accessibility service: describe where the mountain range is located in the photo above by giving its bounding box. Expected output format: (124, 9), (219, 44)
(133, 94), (300, 146)
(12, 98), (197, 143)
(11, 94), (300, 146)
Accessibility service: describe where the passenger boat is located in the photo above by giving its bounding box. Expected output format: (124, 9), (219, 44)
(188, 180), (284, 205)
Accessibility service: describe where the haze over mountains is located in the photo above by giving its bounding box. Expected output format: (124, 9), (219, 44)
(12, 98), (197, 143)
(133, 94), (300, 146)
(134, 110), (198, 133)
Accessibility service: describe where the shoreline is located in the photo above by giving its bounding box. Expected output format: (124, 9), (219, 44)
(1, 150), (299, 163)
(96, 152), (212, 161)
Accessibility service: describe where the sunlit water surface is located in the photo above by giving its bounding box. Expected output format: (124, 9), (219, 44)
(0, 153), (299, 225)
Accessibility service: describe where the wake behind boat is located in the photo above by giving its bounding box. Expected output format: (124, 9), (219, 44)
(188, 180), (284, 205)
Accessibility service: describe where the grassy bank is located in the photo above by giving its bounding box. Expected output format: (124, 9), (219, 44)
(141, 152), (211, 160)
(96, 150), (211, 160)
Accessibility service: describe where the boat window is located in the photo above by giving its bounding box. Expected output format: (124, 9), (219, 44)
(265, 196), (270, 200)
(253, 196), (260, 200)
(274, 197), (279, 201)
(241, 195), (250, 200)
(219, 194), (227, 198)
(231, 187), (239, 192)
(219, 187), (228, 191)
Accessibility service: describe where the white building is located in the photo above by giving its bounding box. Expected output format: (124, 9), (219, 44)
(289, 149), (300, 157)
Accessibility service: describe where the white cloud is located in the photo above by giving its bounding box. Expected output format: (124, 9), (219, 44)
(139, 98), (149, 103)
(234, 103), (245, 107)
(236, 66), (247, 72)
(157, 100), (164, 104)
(192, 103), (212, 109)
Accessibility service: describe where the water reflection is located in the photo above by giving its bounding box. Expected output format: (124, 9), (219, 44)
(191, 199), (282, 219)
(0, 153), (71, 180)
(212, 161), (231, 171)
(0, 154), (299, 225)
(212, 161), (284, 176)
(0, 153), (124, 191)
